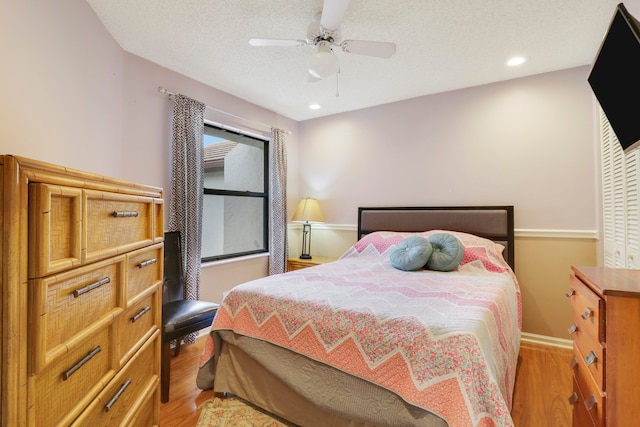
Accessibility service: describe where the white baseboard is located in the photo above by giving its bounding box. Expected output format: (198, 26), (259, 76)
(521, 332), (572, 350)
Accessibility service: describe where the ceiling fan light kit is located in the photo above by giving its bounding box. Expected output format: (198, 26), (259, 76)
(248, 0), (396, 82)
(308, 41), (340, 79)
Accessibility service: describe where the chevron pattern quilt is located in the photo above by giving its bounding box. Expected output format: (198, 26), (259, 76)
(200, 230), (521, 427)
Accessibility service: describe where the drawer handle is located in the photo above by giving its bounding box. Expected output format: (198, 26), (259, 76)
(567, 323), (578, 335)
(569, 357), (578, 369)
(131, 305), (151, 322)
(112, 211), (139, 218)
(62, 346), (101, 381)
(565, 288), (575, 298)
(581, 307), (593, 320)
(584, 394), (598, 411)
(137, 258), (157, 268)
(568, 392), (579, 405)
(105, 378), (132, 412)
(73, 277), (111, 298)
(585, 350), (598, 366)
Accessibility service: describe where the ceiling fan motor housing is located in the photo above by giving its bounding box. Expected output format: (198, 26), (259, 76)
(306, 18), (341, 45)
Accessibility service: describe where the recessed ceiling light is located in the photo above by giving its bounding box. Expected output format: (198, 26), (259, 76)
(309, 103), (321, 110)
(506, 56), (526, 67)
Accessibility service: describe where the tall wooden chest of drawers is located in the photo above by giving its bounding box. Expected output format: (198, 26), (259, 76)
(0, 155), (164, 426)
(567, 265), (640, 427)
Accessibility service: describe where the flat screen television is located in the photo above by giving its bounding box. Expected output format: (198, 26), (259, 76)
(588, 3), (640, 153)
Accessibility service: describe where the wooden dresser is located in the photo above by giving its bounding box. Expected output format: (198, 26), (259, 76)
(0, 155), (164, 426)
(567, 265), (640, 427)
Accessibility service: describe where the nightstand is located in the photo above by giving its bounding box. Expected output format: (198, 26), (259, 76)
(286, 256), (337, 272)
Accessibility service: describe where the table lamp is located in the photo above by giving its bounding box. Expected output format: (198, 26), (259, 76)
(291, 197), (324, 259)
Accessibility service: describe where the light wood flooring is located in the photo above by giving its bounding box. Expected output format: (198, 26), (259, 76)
(160, 337), (574, 426)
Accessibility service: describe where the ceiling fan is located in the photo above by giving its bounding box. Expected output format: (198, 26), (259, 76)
(248, 0), (396, 81)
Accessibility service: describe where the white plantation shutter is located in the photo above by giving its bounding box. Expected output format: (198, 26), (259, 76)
(600, 105), (640, 268)
(626, 149), (640, 268)
(601, 106), (625, 266)
(612, 130), (627, 267)
(601, 108), (616, 267)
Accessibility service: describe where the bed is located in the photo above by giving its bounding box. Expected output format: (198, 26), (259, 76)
(196, 206), (521, 427)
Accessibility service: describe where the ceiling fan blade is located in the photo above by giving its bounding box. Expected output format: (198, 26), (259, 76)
(320, 0), (351, 32)
(249, 38), (307, 47)
(340, 40), (396, 58)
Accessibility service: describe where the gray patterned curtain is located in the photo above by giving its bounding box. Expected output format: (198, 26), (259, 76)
(168, 94), (205, 342)
(269, 127), (288, 275)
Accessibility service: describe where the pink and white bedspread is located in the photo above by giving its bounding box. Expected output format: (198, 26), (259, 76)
(199, 231), (522, 427)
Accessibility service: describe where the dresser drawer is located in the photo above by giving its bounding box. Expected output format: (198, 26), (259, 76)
(30, 324), (116, 427)
(153, 198), (164, 243)
(126, 384), (159, 427)
(573, 346), (605, 426)
(71, 331), (159, 427)
(83, 190), (156, 264)
(117, 291), (160, 366)
(29, 256), (125, 373)
(568, 275), (604, 343)
(570, 323), (604, 391)
(571, 377), (597, 427)
(28, 183), (83, 278)
(126, 243), (163, 305)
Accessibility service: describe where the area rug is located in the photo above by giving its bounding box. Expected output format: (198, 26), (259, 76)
(196, 396), (297, 427)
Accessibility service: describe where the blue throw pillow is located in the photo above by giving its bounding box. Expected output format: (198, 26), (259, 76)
(426, 233), (464, 271)
(390, 236), (433, 271)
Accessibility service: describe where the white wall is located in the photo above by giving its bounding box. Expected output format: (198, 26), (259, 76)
(0, 0), (125, 176)
(298, 67), (598, 232)
(1, 0), (299, 213)
(0, 0), (298, 303)
(1, 1), (597, 237)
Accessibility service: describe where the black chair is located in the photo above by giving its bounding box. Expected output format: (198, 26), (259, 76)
(162, 231), (219, 403)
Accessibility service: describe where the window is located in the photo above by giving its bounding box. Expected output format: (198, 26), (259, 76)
(202, 124), (268, 262)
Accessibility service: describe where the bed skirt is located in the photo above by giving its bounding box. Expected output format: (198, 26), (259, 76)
(211, 331), (448, 427)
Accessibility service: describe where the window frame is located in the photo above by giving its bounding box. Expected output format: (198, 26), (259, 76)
(201, 123), (269, 263)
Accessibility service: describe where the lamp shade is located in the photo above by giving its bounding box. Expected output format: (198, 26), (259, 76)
(292, 198), (324, 223)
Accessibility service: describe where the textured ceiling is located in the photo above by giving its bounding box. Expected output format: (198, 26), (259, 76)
(86, 0), (635, 121)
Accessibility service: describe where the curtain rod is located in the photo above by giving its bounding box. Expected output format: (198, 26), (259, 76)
(157, 86), (290, 134)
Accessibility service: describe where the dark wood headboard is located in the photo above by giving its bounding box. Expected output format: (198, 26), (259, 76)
(357, 206), (515, 271)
